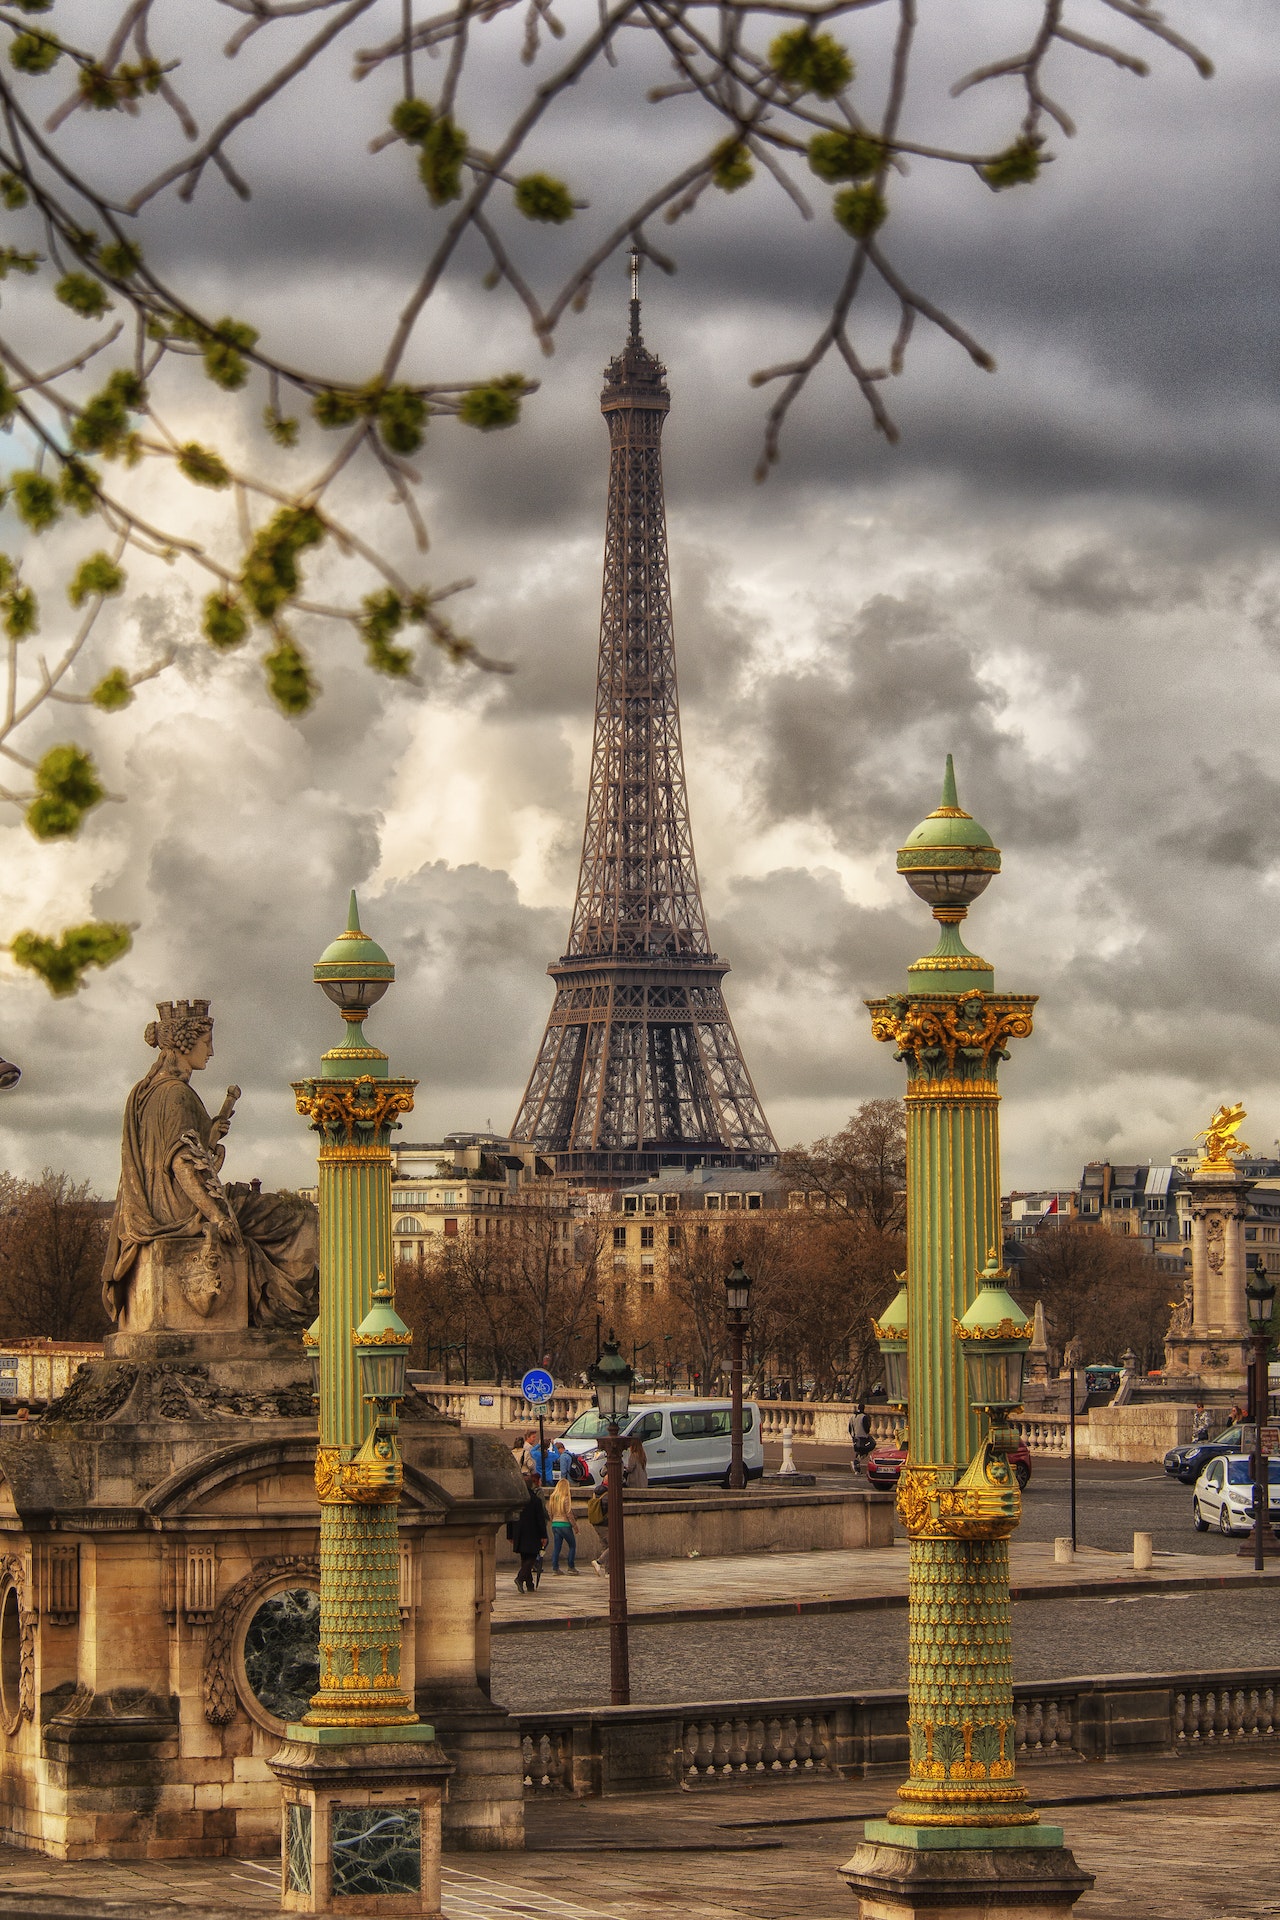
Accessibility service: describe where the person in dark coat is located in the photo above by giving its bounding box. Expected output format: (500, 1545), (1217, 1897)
(509, 1473), (548, 1593)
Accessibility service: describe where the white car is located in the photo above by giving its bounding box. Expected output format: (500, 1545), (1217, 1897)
(557, 1398), (764, 1489)
(1192, 1453), (1280, 1536)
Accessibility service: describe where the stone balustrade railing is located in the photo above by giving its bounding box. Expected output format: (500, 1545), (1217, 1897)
(1010, 1413), (1072, 1457)
(517, 1668), (1280, 1796)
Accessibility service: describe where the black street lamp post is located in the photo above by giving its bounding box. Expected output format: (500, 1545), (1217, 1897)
(724, 1259), (753, 1491)
(589, 1333), (635, 1704)
(1245, 1260), (1275, 1572)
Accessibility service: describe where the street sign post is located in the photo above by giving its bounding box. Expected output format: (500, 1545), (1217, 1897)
(521, 1370), (555, 1481)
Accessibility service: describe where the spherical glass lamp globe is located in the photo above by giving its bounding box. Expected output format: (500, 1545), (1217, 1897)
(313, 890), (394, 1022)
(896, 754), (1000, 915)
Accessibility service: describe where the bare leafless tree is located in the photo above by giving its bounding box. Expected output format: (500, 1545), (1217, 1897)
(0, 1169), (110, 1340)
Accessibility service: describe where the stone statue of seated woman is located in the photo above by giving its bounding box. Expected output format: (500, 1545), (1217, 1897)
(102, 1000), (319, 1333)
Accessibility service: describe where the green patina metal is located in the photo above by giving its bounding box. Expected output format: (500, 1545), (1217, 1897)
(866, 761), (1060, 1847)
(289, 895), (430, 1742)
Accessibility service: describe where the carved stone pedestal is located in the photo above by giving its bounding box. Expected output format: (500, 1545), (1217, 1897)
(841, 1834), (1094, 1919)
(271, 1726), (452, 1916)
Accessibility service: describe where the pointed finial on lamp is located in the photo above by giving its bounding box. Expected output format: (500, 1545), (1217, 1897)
(896, 757), (1001, 992)
(346, 889), (361, 935)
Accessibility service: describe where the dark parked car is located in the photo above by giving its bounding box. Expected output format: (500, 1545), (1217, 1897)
(866, 1438), (1032, 1492)
(1164, 1425), (1244, 1484)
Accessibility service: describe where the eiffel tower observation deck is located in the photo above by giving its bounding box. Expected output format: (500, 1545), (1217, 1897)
(511, 257), (777, 1184)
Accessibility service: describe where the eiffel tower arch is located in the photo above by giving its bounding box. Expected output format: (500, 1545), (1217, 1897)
(511, 258), (777, 1184)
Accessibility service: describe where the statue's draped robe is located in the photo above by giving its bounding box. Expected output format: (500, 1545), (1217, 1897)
(102, 1063), (318, 1327)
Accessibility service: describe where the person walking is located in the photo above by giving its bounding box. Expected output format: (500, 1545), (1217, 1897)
(548, 1475), (579, 1573)
(1193, 1401), (1211, 1442)
(509, 1473), (548, 1593)
(517, 1428), (540, 1475)
(848, 1403), (873, 1475)
(625, 1434), (648, 1490)
(588, 1477), (608, 1576)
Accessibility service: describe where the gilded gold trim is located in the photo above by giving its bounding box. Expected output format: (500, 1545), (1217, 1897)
(352, 1329), (414, 1348)
(317, 1144), (390, 1162)
(953, 1318), (1035, 1342)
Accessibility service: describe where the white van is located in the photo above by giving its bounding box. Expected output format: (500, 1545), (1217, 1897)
(557, 1398), (764, 1489)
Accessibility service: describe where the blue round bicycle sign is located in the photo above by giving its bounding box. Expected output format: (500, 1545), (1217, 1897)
(521, 1368), (555, 1403)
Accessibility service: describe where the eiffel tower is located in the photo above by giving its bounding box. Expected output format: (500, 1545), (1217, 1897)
(511, 257), (777, 1183)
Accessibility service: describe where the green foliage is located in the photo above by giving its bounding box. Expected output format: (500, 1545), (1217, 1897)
(55, 272), (111, 320)
(710, 139), (754, 193)
(418, 118), (468, 205)
(70, 369), (146, 458)
(982, 139), (1042, 189)
(11, 471), (60, 531)
(807, 130), (882, 183)
(177, 442), (231, 489)
(77, 59), (166, 110)
(391, 97), (435, 145)
(13, 1), (56, 13)
(833, 185), (887, 240)
(376, 386), (427, 455)
(25, 746), (105, 840)
(457, 375), (526, 431)
(312, 388), (362, 429)
(90, 668), (134, 712)
(360, 589), (414, 677)
(9, 30), (61, 74)
(58, 457), (99, 515)
(768, 28), (854, 98)
(0, 248), (39, 279)
(202, 591), (249, 652)
(264, 406), (299, 448)
(513, 173), (575, 223)
(201, 317), (258, 390)
(3, 585), (37, 640)
(263, 634), (317, 715)
(241, 506), (325, 620)
(0, 174), (27, 210)
(68, 552), (125, 608)
(98, 239), (142, 278)
(10, 921), (132, 997)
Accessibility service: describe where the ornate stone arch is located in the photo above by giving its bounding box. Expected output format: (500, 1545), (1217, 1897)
(202, 1553), (319, 1727)
(0, 1552), (34, 1733)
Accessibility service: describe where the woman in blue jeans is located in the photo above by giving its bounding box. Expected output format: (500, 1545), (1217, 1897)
(547, 1476), (578, 1573)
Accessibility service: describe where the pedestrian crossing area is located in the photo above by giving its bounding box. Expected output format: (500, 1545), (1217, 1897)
(443, 1865), (626, 1919)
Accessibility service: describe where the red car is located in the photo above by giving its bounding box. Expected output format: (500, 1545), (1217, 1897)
(866, 1438), (1032, 1492)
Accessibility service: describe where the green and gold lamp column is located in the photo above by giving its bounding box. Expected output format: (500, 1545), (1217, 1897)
(843, 763), (1092, 1919)
(270, 892), (451, 1918)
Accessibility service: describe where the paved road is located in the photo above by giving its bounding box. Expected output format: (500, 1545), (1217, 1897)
(490, 1581), (1278, 1712)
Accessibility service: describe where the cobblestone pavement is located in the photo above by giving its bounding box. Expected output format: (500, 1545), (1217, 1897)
(491, 1584), (1280, 1710)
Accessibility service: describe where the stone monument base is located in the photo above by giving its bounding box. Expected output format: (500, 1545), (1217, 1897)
(270, 1726), (452, 1917)
(842, 1831), (1094, 1919)
(116, 1237), (250, 1336)
(1162, 1333), (1249, 1391)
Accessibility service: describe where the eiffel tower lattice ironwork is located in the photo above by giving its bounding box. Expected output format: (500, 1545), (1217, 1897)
(512, 258), (777, 1182)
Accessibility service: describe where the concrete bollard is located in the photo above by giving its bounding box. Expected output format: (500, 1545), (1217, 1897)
(778, 1421), (797, 1476)
(1054, 1536), (1074, 1566)
(1133, 1530), (1153, 1572)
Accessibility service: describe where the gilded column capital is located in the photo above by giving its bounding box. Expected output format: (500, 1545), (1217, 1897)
(866, 988), (1036, 1091)
(292, 1073), (416, 1146)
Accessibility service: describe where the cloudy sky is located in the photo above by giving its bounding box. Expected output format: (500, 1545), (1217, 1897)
(0, 0), (1275, 1196)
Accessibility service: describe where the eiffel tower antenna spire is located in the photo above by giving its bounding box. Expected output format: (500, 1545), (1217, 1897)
(511, 258), (776, 1183)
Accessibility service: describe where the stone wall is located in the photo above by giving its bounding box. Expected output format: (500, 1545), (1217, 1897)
(498, 1487), (894, 1565)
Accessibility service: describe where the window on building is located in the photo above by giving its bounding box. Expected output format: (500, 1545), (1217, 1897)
(1266, 1228), (1278, 1244)
(1147, 1197), (1164, 1211)
(788, 1191), (806, 1209)
(667, 1225), (679, 1247)
(643, 1195), (658, 1215)
(641, 1280), (655, 1297)
(394, 1217), (421, 1235)
(705, 1194), (721, 1211)
(613, 1254), (627, 1269)
(613, 1225), (627, 1248)
(641, 1257), (655, 1274)
(442, 1190), (458, 1206)
(640, 1226), (654, 1248)
(726, 1192), (742, 1211)
(747, 1193), (762, 1210)
(1245, 1227), (1258, 1240)
(624, 1196), (638, 1216)
(443, 1218), (458, 1238)
(662, 1194), (679, 1213)
(698, 1224), (710, 1240)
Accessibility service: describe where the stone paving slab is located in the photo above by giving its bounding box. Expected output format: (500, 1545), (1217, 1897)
(493, 1539), (1280, 1632)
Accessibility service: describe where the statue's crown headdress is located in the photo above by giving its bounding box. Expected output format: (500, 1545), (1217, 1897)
(145, 999), (213, 1050)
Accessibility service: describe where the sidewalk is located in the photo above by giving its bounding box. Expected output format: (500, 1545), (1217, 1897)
(494, 1538), (1280, 1632)
(1, 1753), (1278, 1916)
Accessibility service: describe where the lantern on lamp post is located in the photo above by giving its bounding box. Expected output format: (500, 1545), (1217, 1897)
(1245, 1257), (1275, 1571)
(588, 1335), (634, 1704)
(724, 1258), (753, 1490)
(873, 1274), (909, 1414)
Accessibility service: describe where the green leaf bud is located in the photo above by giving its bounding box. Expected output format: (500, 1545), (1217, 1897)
(4, 586), (37, 639)
(360, 588), (414, 677)
(25, 744), (105, 840)
(11, 471), (60, 531)
(391, 97), (435, 145)
(807, 130), (882, 183)
(68, 552), (125, 608)
(98, 239), (142, 278)
(240, 507), (325, 620)
(513, 173), (576, 223)
(457, 375), (527, 431)
(418, 117), (468, 205)
(58, 457), (99, 515)
(14, 1), (56, 12)
(264, 407), (300, 448)
(768, 28), (854, 98)
(0, 248), (39, 279)
(55, 272), (111, 320)
(710, 139), (754, 193)
(10, 921), (132, 997)
(312, 388), (362, 430)
(202, 591), (249, 652)
(376, 386), (427, 456)
(9, 31), (61, 75)
(201, 317), (258, 391)
(263, 635), (317, 716)
(833, 184), (887, 240)
(70, 369), (146, 458)
(0, 174), (27, 209)
(177, 442), (231, 489)
(91, 667), (133, 712)
(982, 139), (1042, 190)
